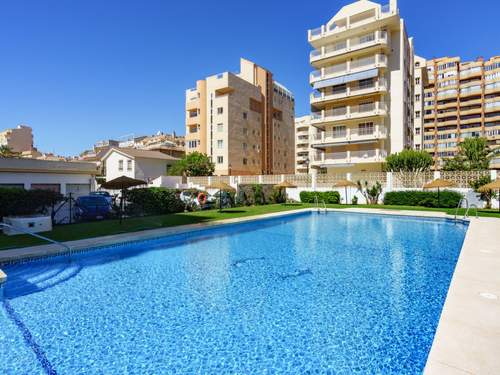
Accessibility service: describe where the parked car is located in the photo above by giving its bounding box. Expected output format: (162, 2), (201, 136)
(89, 191), (113, 205)
(75, 195), (113, 221)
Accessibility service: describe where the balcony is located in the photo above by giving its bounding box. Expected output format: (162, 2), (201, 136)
(311, 149), (387, 166)
(310, 54), (387, 84)
(308, 3), (397, 44)
(186, 98), (200, 111)
(310, 78), (387, 105)
(310, 31), (389, 64)
(311, 101), (387, 126)
(311, 125), (387, 146)
(186, 113), (200, 126)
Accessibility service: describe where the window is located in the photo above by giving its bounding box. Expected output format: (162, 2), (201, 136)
(243, 112), (247, 119)
(242, 143), (247, 150)
(188, 140), (199, 148)
(416, 128), (421, 135)
(415, 94), (420, 102)
(415, 111), (421, 118)
(217, 140), (223, 149)
(118, 160), (124, 171)
(415, 62), (420, 68)
(243, 158), (248, 165)
(217, 107), (223, 114)
(243, 128), (248, 135)
(127, 160), (132, 171)
(217, 123), (223, 132)
(415, 144), (421, 150)
(217, 156), (223, 164)
(415, 77), (420, 85)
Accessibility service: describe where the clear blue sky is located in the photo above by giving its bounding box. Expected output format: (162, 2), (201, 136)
(0, 0), (497, 156)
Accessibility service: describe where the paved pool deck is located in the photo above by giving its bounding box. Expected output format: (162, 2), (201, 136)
(0, 208), (499, 374)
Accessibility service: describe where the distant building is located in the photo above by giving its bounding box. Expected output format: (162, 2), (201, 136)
(294, 115), (319, 174)
(413, 55), (428, 151)
(0, 158), (99, 196)
(101, 148), (179, 183)
(0, 125), (34, 153)
(422, 56), (500, 162)
(185, 58), (295, 176)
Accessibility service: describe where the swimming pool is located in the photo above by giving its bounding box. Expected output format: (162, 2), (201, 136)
(0, 211), (468, 374)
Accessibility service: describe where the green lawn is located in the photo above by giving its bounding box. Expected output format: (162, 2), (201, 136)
(1, 203), (499, 251)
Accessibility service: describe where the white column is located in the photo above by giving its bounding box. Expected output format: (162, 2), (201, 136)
(311, 172), (317, 191)
(386, 172), (393, 192)
(434, 170), (441, 179)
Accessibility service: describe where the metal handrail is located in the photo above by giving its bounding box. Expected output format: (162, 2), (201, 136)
(321, 200), (327, 213)
(0, 223), (72, 256)
(454, 198), (468, 222)
(465, 204), (479, 219)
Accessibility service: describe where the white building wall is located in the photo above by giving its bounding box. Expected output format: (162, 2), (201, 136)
(0, 172), (96, 195)
(105, 152), (135, 181)
(134, 158), (171, 183)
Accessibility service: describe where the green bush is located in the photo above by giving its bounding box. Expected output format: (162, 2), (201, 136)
(0, 187), (63, 219)
(383, 190), (462, 208)
(236, 184), (283, 206)
(299, 191), (341, 204)
(124, 188), (184, 215)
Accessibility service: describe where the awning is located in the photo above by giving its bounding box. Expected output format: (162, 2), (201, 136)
(313, 68), (379, 89)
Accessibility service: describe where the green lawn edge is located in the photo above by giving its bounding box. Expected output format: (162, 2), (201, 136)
(1, 203), (498, 251)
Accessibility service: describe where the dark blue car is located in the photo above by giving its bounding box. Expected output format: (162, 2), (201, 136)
(75, 195), (112, 221)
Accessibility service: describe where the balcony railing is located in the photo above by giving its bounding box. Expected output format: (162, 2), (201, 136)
(310, 54), (387, 83)
(309, 31), (389, 62)
(312, 126), (387, 144)
(311, 102), (387, 124)
(311, 78), (387, 103)
(312, 149), (387, 164)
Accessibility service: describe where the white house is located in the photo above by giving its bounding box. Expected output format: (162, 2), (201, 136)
(102, 148), (179, 183)
(0, 158), (99, 196)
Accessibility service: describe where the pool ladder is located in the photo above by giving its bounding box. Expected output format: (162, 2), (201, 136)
(453, 198), (478, 222)
(0, 223), (72, 259)
(314, 196), (327, 213)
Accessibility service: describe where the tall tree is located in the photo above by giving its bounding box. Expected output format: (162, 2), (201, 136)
(443, 137), (491, 171)
(170, 152), (215, 177)
(384, 149), (433, 180)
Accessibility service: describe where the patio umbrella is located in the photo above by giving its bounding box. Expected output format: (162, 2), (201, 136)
(478, 179), (500, 212)
(206, 181), (236, 212)
(333, 179), (357, 205)
(274, 181), (298, 203)
(101, 176), (147, 223)
(423, 178), (456, 207)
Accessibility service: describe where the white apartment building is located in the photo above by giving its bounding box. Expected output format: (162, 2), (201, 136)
(295, 115), (320, 174)
(308, 0), (414, 173)
(413, 55), (428, 151)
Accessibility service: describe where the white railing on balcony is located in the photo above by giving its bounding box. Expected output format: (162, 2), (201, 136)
(311, 78), (387, 102)
(311, 102), (387, 123)
(313, 126), (387, 144)
(310, 54), (387, 82)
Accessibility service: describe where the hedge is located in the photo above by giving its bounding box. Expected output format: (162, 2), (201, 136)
(383, 190), (462, 208)
(236, 184), (285, 206)
(124, 188), (184, 215)
(299, 191), (341, 204)
(0, 187), (63, 219)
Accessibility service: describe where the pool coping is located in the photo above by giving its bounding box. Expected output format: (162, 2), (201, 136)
(0, 207), (499, 374)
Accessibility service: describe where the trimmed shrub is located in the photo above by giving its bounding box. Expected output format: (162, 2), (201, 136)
(0, 187), (63, 219)
(383, 190), (462, 208)
(124, 188), (184, 215)
(236, 184), (283, 206)
(299, 191), (341, 204)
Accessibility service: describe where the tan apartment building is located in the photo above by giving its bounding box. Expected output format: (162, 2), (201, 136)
(0, 125), (34, 153)
(307, 0), (415, 174)
(185, 58), (295, 176)
(295, 115), (320, 174)
(422, 56), (500, 165)
(413, 55), (428, 151)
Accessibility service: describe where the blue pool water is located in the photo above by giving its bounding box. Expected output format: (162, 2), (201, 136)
(0, 212), (468, 374)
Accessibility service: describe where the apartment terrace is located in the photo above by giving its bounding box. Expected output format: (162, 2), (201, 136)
(311, 125), (387, 147)
(308, 3), (398, 46)
(310, 54), (387, 84)
(311, 77), (387, 106)
(311, 101), (387, 127)
(310, 30), (390, 66)
(311, 148), (387, 166)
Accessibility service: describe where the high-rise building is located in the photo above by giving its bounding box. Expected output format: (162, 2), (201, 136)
(307, 0), (414, 173)
(185, 58), (295, 176)
(422, 56), (500, 162)
(294, 115), (320, 174)
(413, 55), (428, 151)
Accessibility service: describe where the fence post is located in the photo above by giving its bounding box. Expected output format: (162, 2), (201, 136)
(491, 170), (497, 180)
(281, 174), (285, 182)
(258, 175), (263, 184)
(386, 172), (393, 192)
(208, 176), (212, 185)
(311, 172), (317, 191)
(434, 170), (441, 179)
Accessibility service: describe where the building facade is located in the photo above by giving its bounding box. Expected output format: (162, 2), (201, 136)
(412, 55), (428, 151)
(295, 115), (319, 174)
(422, 56), (500, 164)
(307, 0), (414, 174)
(185, 58), (295, 176)
(0, 125), (34, 153)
